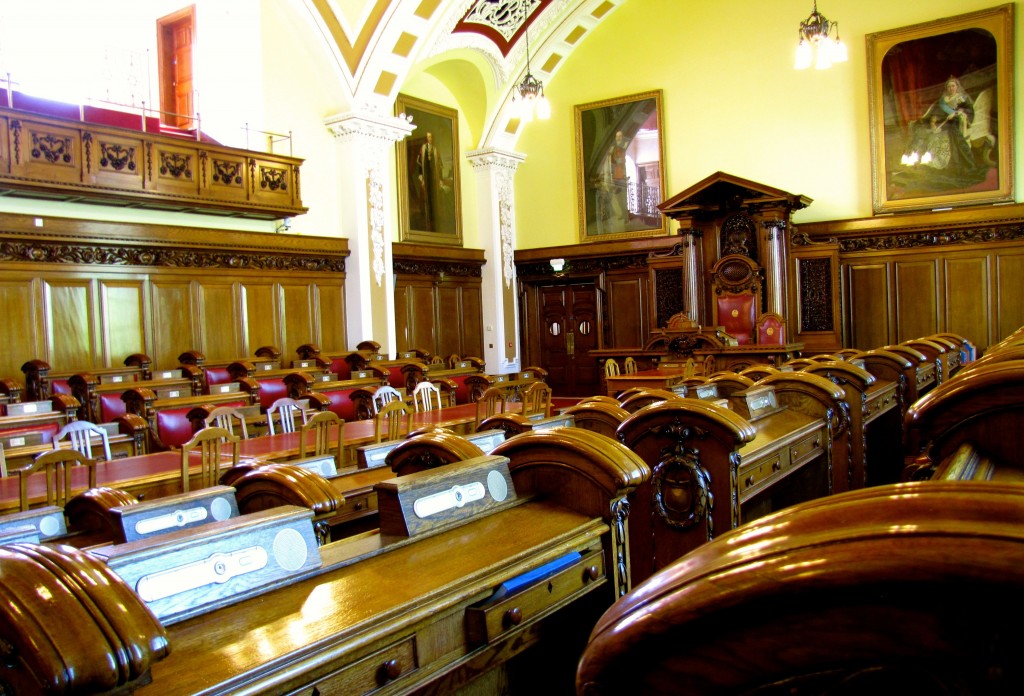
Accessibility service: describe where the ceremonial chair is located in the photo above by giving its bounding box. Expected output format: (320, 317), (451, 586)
(522, 381), (552, 418)
(412, 381), (442, 412)
(299, 410), (342, 464)
(204, 405), (249, 439)
(375, 400), (411, 443)
(266, 397), (307, 435)
(372, 385), (403, 414)
(605, 359), (621, 377)
(756, 312), (786, 345)
(710, 254), (762, 345)
(624, 357), (638, 374)
(52, 420), (112, 461)
(474, 386), (508, 429)
(18, 448), (97, 511)
(180, 426), (239, 493)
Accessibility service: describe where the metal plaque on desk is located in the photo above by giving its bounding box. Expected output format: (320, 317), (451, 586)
(91, 505), (322, 624)
(111, 485), (240, 543)
(375, 455), (516, 538)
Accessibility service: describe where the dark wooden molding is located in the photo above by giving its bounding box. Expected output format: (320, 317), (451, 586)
(392, 242), (485, 278)
(0, 213), (348, 272)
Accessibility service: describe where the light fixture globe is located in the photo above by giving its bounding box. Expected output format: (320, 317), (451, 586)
(794, 1), (847, 70)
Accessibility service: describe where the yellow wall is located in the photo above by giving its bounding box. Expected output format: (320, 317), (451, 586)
(513, 0), (1024, 248)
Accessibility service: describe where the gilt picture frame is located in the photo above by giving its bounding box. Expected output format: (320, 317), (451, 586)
(866, 4), (1015, 214)
(396, 94), (463, 245)
(575, 90), (668, 242)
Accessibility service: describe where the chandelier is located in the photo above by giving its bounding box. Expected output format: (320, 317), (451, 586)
(513, 30), (550, 122)
(795, 1), (848, 70)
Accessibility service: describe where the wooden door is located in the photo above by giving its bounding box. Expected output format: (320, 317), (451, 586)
(540, 284), (600, 396)
(157, 6), (195, 128)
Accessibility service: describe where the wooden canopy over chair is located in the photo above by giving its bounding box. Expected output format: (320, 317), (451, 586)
(52, 420), (112, 462)
(180, 426), (239, 493)
(375, 400), (410, 443)
(18, 448), (97, 511)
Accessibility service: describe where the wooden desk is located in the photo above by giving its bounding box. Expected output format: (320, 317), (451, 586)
(605, 368), (689, 397)
(130, 429), (647, 695)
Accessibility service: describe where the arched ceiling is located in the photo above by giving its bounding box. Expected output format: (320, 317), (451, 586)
(301, 0), (624, 149)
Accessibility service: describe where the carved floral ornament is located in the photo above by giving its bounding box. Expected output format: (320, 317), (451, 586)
(463, 0), (542, 41)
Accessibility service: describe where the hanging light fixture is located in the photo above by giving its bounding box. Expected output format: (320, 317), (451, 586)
(513, 30), (550, 122)
(795, 1), (848, 70)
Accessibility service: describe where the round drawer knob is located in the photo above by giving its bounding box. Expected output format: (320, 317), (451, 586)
(585, 565), (600, 582)
(772, 461), (781, 472)
(353, 501), (364, 510)
(380, 658), (402, 683)
(745, 475), (755, 487)
(503, 607), (523, 628)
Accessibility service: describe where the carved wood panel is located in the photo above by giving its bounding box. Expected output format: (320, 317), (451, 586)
(894, 260), (939, 343)
(44, 280), (95, 371)
(99, 280), (146, 365)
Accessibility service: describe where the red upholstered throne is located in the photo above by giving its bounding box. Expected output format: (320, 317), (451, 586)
(710, 254), (762, 345)
(757, 312), (786, 345)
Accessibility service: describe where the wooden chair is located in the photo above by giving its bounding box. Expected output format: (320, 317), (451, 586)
(18, 448), (97, 512)
(604, 359), (621, 377)
(375, 400), (411, 443)
(372, 385), (403, 414)
(447, 353), (461, 369)
(204, 405), (249, 439)
(266, 397), (307, 435)
(710, 254), (762, 345)
(299, 410), (342, 464)
(623, 357), (638, 374)
(412, 381), (443, 412)
(52, 420), (112, 461)
(429, 355), (444, 365)
(756, 312), (786, 345)
(474, 386), (508, 429)
(180, 426), (239, 493)
(522, 382), (552, 418)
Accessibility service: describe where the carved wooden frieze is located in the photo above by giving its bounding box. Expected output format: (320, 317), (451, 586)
(835, 223), (1024, 252)
(211, 158), (243, 187)
(0, 237), (345, 273)
(31, 132), (74, 165)
(100, 141), (137, 172)
(159, 151), (193, 179)
(259, 165), (287, 192)
(392, 258), (481, 278)
(655, 267), (683, 327)
(516, 253), (649, 278)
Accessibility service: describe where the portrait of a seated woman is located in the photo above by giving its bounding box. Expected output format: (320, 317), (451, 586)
(892, 75), (992, 194)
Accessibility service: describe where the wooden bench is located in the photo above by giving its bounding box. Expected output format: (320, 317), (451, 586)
(20, 354), (152, 402)
(903, 358), (1024, 482)
(294, 343), (374, 381)
(576, 480), (1024, 695)
(68, 367), (204, 424)
(122, 383), (260, 450)
(177, 346), (280, 394)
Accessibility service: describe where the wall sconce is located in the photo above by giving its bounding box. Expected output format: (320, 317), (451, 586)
(275, 217), (292, 233)
(550, 258), (565, 273)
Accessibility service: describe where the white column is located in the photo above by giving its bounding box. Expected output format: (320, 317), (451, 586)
(324, 111), (414, 357)
(466, 147), (525, 375)
(761, 219), (788, 317)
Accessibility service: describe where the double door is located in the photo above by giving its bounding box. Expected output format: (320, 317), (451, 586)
(540, 283), (600, 396)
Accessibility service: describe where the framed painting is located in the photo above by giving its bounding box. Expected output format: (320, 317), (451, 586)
(867, 4), (1015, 214)
(396, 94), (462, 245)
(575, 90), (668, 241)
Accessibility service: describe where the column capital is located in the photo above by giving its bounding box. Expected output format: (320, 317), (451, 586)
(324, 111), (415, 144)
(466, 147), (526, 171)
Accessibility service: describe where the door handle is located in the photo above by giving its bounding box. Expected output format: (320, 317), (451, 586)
(567, 331), (575, 356)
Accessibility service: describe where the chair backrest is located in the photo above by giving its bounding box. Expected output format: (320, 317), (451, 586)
(447, 353), (461, 369)
(756, 312), (786, 345)
(474, 386), (508, 429)
(204, 406), (249, 439)
(375, 400), (410, 443)
(299, 410), (342, 461)
(522, 382), (552, 418)
(412, 381), (443, 412)
(19, 448), (96, 511)
(623, 357), (638, 374)
(266, 397), (307, 435)
(372, 385), (403, 414)
(429, 355), (444, 365)
(180, 426), (239, 493)
(604, 360), (621, 377)
(710, 254), (762, 345)
(52, 420), (112, 462)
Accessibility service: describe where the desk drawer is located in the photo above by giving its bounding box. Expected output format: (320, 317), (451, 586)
(465, 548), (604, 647)
(303, 635), (417, 695)
(789, 430), (824, 467)
(866, 384), (898, 423)
(740, 453), (785, 499)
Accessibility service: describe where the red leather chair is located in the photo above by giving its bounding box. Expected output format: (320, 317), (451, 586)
(757, 312), (786, 345)
(710, 254), (762, 345)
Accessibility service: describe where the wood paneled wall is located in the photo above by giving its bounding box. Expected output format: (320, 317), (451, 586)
(797, 204), (1024, 353)
(392, 243), (484, 359)
(0, 214), (348, 386)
